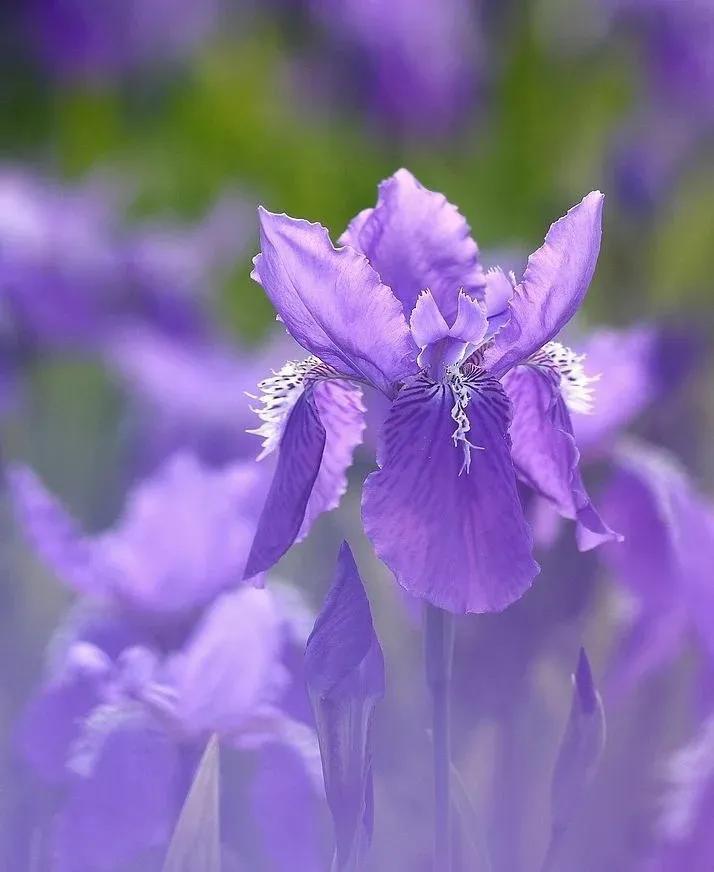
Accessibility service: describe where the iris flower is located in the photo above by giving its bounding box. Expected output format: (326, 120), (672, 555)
(246, 169), (616, 613)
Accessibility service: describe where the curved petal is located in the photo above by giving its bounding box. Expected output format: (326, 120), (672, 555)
(170, 588), (285, 737)
(598, 441), (703, 603)
(7, 464), (108, 596)
(573, 324), (696, 456)
(485, 192), (604, 379)
(299, 379), (366, 538)
(245, 389), (326, 578)
(53, 707), (180, 871)
(504, 364), (619, 550)
(339, 169), (486, 323)
(362, 374), (539, 613)
(97, 455), (265, 615)
(246, 377), (365, 579)
(410, 289), (450, 348)
(18, 642), (111, 783)
(252, 208), (418, 394)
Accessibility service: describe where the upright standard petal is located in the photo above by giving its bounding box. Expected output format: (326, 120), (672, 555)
(503, 364), (619, 550)
(305, 542), (385, 871)
(252, 208), (418, 394)
(485, 192), (604, 379)
(340, 169), (486, 323)
(362, 373), (539, 613)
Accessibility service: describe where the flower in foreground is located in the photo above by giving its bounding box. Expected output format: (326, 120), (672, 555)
(245, 169), (616, 613)
(305, 542), (385, 870)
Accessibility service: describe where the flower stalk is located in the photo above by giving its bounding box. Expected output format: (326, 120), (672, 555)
(424, 604), (455, 872)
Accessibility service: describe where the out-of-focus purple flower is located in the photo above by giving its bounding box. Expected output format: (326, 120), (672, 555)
(305, 542), (385, 870)
(29, 0), (223, 82)
(647, 713), (714, 871)
(0, 168), (125, 346)
(7, 452), (267, 622)
(571, 323), (694, 457)
(611, 109), (701, 211)
(245, 168), (614, 613)
(604, 0), (713, 206)
(309, 0), (481, 136)
(0, 167), (249, 349)
(549, 649), (606, 843)
(20, 586), (321, 871)
(106, 327), (289, 470)
(598, 440), (714, 690)
(123, 193), (254, 325)
(608, 0), (714, 120)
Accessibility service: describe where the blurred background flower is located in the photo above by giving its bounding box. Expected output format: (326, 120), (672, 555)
(0, 0), (712, 869)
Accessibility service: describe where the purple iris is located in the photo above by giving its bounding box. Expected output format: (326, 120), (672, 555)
(9, 453), (322, 869)
(18, 586), (320, 871)
(309, 0), (480, 136)
(245, 169), (616, 614)
(8, 453), (268, 622)
(0, 167), (249, 350)
(598, 439), (714, 691)
(650, 713), (714, 870)
(29, 0), (222, 81)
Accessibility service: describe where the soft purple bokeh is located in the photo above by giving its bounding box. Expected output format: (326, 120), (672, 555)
(309, 0), (481, 136)
(10, 449), (323, 870)
(0, 167), (251, 350)
(29, 0), (224, 81)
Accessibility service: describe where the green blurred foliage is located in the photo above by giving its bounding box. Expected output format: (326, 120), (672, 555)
(0, 6), (711, 337)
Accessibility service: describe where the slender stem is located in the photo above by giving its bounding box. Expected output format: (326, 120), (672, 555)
(424, 604), (455, 872)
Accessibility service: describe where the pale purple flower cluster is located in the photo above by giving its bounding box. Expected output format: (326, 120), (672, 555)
(8, 454), (322, 869)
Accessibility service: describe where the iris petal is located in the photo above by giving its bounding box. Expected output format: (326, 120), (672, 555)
(485, 192), (604, 379)
(362, 373), (538, 613)
(340, 169), (486, 323)
(504, 364), (619, 550)
(246, 377), (365, 578)
(252, 208), (418, 394)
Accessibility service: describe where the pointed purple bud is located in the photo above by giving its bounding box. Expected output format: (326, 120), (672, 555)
(304, 542), (385, 871)
(550, 648), (606, 838)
